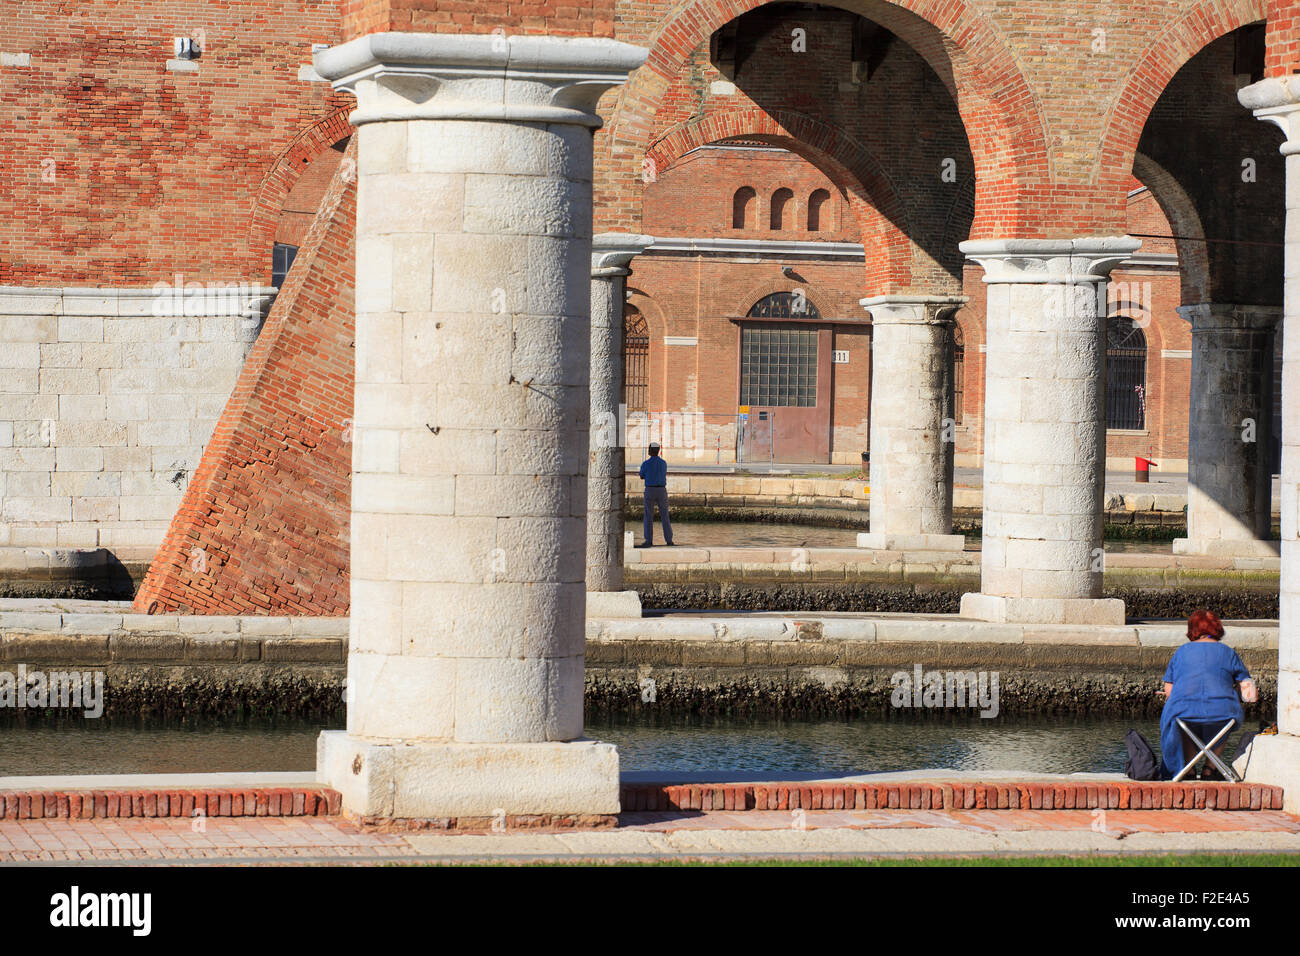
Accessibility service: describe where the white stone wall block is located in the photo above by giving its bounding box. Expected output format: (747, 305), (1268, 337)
(545, 655), (585, 741)
(383, 514), (497, 583)
(398, 427), (497, 477)
(355, 236), (395, 313)
(359, 171), (465, 236)
(348, 652), (456, 741)
(493, 516), (587, 584)
(463, 174), (590, 238)
(452, 656), (549, 743)
(402, 312), (512, 385)
(356, 311), (405, 385)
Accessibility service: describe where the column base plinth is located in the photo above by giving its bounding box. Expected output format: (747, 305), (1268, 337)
(857, 532), (966, 552)
(1172, 537), (1280, 558)
(960, 593), (1126, 625)
(586, 589), (642, 618)
(317, 731), (621, 819)
(1235, 733), (1300, 813)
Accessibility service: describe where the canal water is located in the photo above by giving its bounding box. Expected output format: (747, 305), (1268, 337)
(0, 713), (1181, 778)
(625, 520), (1173, 553)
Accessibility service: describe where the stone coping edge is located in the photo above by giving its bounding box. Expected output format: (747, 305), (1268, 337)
(0, 781), (1279, 819)
(0, 787), (341, 819)
(621, 781), (1284, 812)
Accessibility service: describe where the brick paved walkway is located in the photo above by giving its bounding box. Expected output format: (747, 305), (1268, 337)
(0, 808), (1297, 863)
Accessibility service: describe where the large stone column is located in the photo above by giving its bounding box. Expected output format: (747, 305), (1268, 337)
(959, 238), (1139, 626)
(313, 33), (647, 822)
(587, 233), (653, 619)
(857, 294), (967, 552)
(1236, 78), (1300, 810)
(1174, 303), (1280, 558)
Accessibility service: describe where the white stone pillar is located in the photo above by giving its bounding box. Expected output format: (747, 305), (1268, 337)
(313, 33), (647, 821)
(587, 234), (653, 619)
(1235, 78), (1300, 810)
(857, 295), (967, 552)
(958, 238), (1140, 626)
(1174, 303), (1280, 558)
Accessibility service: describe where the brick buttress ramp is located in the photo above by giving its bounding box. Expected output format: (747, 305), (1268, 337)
(134, 139), (357, 615)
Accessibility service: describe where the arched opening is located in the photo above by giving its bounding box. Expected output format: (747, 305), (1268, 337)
(732, 186), (756, 229)
(624, 308), (650, 413)
(270, 135), (351, 287)
(807, 188), (830, 232)
(770, 187), (794, 230)
(1106, 317), (1147, 431)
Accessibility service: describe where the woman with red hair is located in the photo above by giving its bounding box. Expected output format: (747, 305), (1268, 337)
(1158, 610), (1258, 779)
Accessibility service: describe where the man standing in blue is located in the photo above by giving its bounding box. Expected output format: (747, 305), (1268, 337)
(635, 442), (674, 548)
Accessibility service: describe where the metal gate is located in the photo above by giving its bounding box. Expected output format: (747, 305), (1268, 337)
(737, 410), (774, 463)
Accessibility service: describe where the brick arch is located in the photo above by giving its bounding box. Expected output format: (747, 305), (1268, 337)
(726, 276), (839, 321)
(603, 0), (1051, 239)
(1132, 151), (1212, 307)
(646, 109), (914, 291)
(247, 107), (354, 265)
(1100, 0), (1267, 197)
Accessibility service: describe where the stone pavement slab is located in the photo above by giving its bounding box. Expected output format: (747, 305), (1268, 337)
(0, 808), (1296, 864)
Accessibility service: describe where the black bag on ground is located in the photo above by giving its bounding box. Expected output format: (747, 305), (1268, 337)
(1123, 729), (1162, 780)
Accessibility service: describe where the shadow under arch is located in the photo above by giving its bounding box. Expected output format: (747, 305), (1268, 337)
(607, 0), (1050, 240)
(1098, 0), (1267, 191)
(1132, 151), (1211, 308)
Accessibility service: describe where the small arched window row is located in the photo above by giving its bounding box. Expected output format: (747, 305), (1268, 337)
(728, 187), (836, 233)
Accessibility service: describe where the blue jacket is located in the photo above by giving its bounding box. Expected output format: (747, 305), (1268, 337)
(1159, 641), (1251, 777)
(639, 456), (668, 487)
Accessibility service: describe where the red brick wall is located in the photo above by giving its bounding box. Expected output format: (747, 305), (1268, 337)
(341, 0), (615, 40)
(634, 144), (1192, 467)
(133, 141), (356, 616)
(0, 1), (352, 286)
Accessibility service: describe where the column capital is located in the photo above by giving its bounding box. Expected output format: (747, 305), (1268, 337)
(859, 293), (966, 324)
(1240, 78), (1300, 154)
(1177, 302), (1283, 330)
(959, 237), (1141, 285)
(314, 33), (647, 128)
(592, 233), (655, 278)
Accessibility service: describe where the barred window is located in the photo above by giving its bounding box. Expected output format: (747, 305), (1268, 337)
(740, 325), (818, 407)
(624, 308), (649, 413)
(1106, 316), (1147, 430)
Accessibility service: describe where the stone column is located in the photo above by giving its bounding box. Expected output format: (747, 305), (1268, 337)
(857, 294), (967, 552)
(587, 233), (653, 619)
(1174, 303), (1280, 558)
(958, 238), (1140, 626)
(1235, 78), (1300, 810)
(312, 33), (647, 822)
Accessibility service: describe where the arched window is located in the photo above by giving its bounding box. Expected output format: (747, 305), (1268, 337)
(732, 187), (756, 230)
(740, 293), (821, 408)
(770, 188), (794, 230)
(952, 324), (965, 425)
(1106, 316), (1147, 430)
(807, 189), (830, 232)
(624, 308), (649, 413)
(746, 291), (820, 319)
